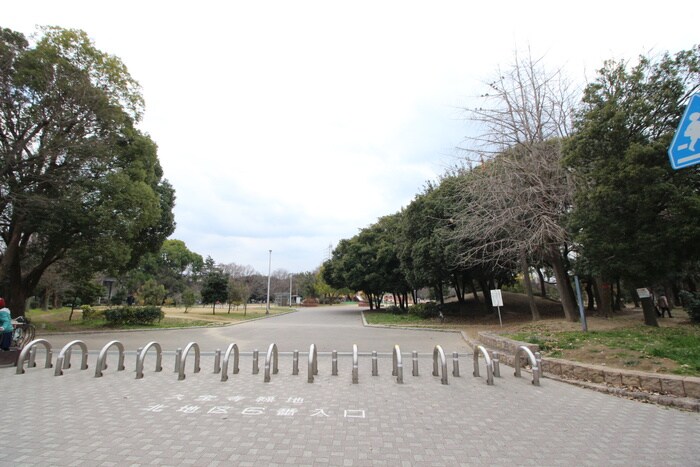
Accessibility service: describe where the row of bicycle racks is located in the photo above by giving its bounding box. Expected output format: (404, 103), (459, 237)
(14, 338), (542, 386)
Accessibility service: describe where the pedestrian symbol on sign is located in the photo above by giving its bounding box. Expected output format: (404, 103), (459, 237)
(668, 93), (700, 169)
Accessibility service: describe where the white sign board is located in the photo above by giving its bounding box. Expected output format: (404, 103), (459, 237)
(490, 289), (504, 307)
(636, 288), (651, 299)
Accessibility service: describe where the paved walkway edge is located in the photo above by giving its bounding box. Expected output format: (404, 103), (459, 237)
(474, 330), (700, 411)
(359, 310), (463, 334)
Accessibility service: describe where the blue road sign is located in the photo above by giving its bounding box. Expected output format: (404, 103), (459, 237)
(669, 93), (700, 169)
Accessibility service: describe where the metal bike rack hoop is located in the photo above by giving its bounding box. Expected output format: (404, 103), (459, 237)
(95, 340), (125, 378)
(472, 345), (494, 386)
(392, 345), (403, 384)
(178, 342), (201, 381)
(16, 339), (52, 374)
(432, 345), (448, 385)
(264, 343), (279, 383)
(221, 343), (240, 382)
(136, 341), (163, 379)
(308, 344), (318, 383)
(352, 344), (359, 384)
(514, 345), (540, 386)
(55, 340), (89, 376)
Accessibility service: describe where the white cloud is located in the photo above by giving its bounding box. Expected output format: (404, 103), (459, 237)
(4, 0), (697, 272)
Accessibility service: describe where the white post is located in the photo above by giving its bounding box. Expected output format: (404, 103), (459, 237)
(266, 249), (272, 314)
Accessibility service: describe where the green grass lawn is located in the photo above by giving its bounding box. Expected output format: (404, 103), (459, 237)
(506, 325), (700, 376)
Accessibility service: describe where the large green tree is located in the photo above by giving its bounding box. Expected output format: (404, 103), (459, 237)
(131, 239), (203, 299)
(0, 27), (175, 316)
(200, 271), (229, 314)
(565, 47), (700, 320)
(324, 230), (384, 310)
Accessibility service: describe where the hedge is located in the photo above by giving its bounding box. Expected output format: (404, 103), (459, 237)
(679, 291), (700, 324)
(104, 306), (164, 325)
(409, 302), (441, 319)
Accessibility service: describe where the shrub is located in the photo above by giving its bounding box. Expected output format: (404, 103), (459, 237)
(679, 291), (700, 324)
(109, 296), (123, 306)
(409, 302), (441, 319)
(82, 305), (105, 321)
(385, 305), (403, 315)
(81, 305), (97, 321)
(104, 306), (164, 325)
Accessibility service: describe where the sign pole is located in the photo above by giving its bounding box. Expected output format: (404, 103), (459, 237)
(490, 289), (504, 327)
(573, 275), (588, 332)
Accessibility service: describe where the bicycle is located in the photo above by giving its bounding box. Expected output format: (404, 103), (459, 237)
(11, 316), (35, 350)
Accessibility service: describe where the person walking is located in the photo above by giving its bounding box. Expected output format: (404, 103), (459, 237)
(0, 298), (13, 351)
(658, 294), (673, 318)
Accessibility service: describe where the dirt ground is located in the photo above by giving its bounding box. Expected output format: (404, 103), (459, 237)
(422, 292), (694, 375)
(161, 303), (285, 322)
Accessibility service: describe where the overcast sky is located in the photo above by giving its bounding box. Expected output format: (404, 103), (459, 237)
(5, 1), (697, 274)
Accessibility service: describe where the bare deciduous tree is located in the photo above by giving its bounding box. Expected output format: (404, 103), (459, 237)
(452, 51), (579, 321)
(460, 50), (576, 162)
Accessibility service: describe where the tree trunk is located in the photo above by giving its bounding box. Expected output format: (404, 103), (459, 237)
(40, 289), (49, 311)
(585, 279), (596, 311)
(453, 273), (467, 303)
(536, 268), (547, 297)
(596, 277), (612, 318)
(435, 283), (444, 306)
(520, 252), (540, 321)
(478, 278), (493, 312)
(548, 249), (577, 321)
(6, 280), (29, 319)
(628, 288), (640, 307)
(452, 276), (461, 303)
(640, 296), (659, 327)
(470, 280), (480, 303)
(613, 279), (623, 310)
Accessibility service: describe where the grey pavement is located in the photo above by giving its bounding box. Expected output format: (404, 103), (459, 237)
(1, 305), (698, 466)
(34, 305), (471, 355)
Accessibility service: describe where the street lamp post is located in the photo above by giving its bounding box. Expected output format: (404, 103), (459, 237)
(266, 250), (272, 315)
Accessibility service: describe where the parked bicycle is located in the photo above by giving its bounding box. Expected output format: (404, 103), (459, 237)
(12, 316), (35, 350)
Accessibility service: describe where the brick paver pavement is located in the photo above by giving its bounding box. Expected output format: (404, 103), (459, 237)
(0, 306), (698, 466)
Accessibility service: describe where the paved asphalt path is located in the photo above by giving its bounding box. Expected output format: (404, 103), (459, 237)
(36, 305), (470, 356)
(2, 305), (698, 466)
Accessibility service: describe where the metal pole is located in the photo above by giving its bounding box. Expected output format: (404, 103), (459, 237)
(289, 274), (293, 307)
(266, 250), (272, 315)
(574, 275), (588, 332)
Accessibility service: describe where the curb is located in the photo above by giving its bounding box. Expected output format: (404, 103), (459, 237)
(359, 310), (463, 334)
(470, 330), (700, 411)
(544, 373), (700, 412)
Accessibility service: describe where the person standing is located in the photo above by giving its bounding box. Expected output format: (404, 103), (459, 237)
(0, 298), (12, 351)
